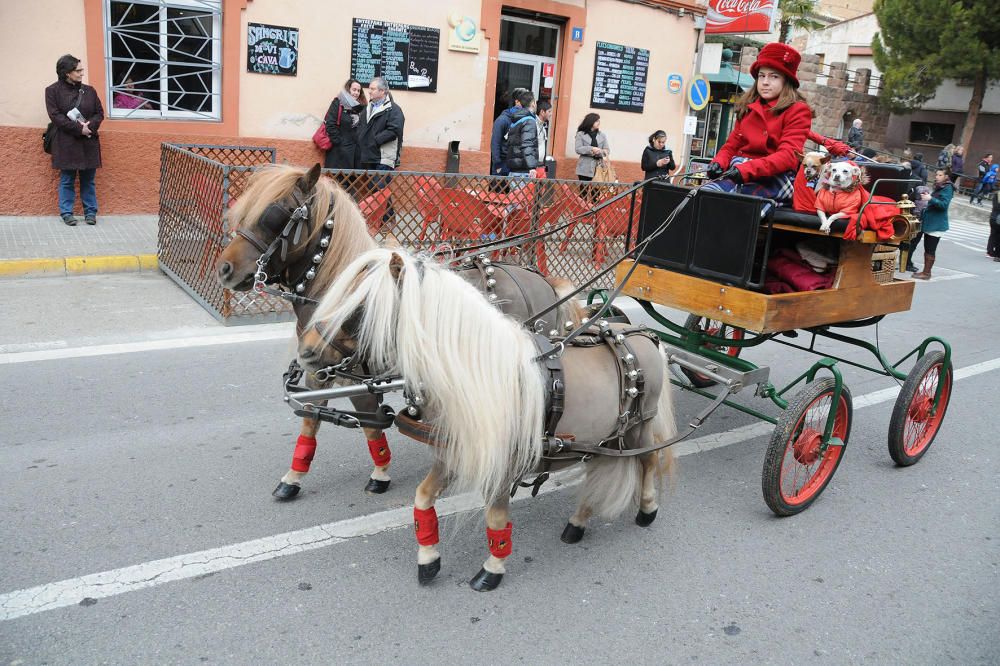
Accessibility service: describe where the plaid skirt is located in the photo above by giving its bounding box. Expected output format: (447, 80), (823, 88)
(702, 157), (796, 205)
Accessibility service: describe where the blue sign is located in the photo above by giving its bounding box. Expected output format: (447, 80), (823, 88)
(667, 73), (683, 94)
(688, 75), (710, 111)
(571, 27), (583, 42)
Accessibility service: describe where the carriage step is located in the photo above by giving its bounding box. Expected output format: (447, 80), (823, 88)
(662, 343), (770, 393)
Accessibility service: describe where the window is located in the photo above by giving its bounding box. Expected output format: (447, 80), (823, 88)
(105, 0), (222, 120)
(908, 122), (955, 147)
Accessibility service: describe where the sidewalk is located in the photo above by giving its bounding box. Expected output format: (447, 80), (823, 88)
(0, 215), (159, 278)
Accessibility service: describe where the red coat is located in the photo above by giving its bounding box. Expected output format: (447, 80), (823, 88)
(714, 99), (812, 182)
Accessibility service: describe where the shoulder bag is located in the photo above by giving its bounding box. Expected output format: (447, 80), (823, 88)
(312, 103), (342, 151)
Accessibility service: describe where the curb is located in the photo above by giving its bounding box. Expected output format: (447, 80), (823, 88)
(0, 254), (159, 279)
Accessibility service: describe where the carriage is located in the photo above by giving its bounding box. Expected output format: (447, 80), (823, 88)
(216, 156), (951, 589)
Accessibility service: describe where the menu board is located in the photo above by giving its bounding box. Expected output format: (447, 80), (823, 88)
(590, 41), (649, 113)
(351, 18), (439, 92)
(247, 22), (299, 76)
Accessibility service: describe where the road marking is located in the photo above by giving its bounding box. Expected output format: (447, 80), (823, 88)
(2, 354), (998, 622)
(0, 324), (295, 365)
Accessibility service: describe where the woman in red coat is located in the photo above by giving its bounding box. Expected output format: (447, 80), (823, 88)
(703, 43), (811, 206)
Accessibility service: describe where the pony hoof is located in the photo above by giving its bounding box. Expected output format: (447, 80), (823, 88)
(560, 523), (585, 544)
(364, 478), (391, 494)
(635, 508), (658, 527)
(272, 482), (301, 500)
(417, 558), (441, 585)
(469, 568), (503, 591)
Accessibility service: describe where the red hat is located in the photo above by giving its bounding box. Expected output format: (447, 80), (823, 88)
(750, 42), (802, 88)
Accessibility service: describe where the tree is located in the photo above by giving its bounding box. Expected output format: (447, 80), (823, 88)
(873, 0), (1000, 156)
(778, 0), (823, 44)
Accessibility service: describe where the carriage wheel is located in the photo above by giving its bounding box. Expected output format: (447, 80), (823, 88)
(762, 378), (853, 516)
(681, 315), (746, 388)
(888, 351), (952, 466)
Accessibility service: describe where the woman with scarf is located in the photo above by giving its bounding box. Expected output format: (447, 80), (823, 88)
(323, 78), (366, 170)
(574, 113), (610, 202)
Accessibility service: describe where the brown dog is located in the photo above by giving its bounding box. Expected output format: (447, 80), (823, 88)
(801, 151), (830, 185)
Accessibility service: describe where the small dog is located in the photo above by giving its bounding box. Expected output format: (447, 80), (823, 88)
(815, 160), (866, 234)
(801, 151), (830, 186)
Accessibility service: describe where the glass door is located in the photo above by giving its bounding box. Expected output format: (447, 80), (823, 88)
(494, 59), (537, 120)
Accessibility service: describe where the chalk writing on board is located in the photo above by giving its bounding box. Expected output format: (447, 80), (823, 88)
(247, 22), (299, 76)
(351, 18), (439, 92)
(590, 41), (649, 113)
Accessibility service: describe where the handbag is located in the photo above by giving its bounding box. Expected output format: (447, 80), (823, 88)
(312, 103), (342, 151)
(594, 158), (618, 183)
(43, 122), (55, 154)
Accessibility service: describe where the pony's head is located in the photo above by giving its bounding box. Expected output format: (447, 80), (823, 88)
(215, 163), (374, 295)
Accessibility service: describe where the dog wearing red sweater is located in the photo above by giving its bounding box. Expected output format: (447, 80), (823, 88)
(815, 161), (865, 234)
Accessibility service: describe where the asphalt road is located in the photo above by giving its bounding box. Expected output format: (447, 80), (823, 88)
(1, 231), (998, 665)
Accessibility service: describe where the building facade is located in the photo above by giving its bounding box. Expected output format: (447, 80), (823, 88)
(0, 0), (704, 214)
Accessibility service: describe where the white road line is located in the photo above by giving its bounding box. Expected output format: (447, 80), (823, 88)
(0, 325), (295, 365)
(2, 354), (998, 622)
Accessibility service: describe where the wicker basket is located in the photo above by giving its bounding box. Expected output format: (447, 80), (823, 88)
(871, 244), (898, 284)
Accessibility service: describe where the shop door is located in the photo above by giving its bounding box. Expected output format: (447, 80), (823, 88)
(493, 15), (561, 140)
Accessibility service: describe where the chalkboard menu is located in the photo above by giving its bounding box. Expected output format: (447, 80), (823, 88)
(247, 22), (299, 76)
(351, 18), (440, 92)
(591, 41), (649, 113)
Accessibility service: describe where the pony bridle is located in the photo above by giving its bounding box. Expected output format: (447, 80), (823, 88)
(237, 190), (334, 302)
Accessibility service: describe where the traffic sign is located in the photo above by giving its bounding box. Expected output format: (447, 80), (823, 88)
(688, 76), (710, 111)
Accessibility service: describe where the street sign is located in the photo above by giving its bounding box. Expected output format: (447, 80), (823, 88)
(571, 27), (583, 42)
(667, 73), (683, 94)
(688, 76), (710, 111)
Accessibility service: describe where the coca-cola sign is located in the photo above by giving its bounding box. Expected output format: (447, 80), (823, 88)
(706, 0), (778, 35)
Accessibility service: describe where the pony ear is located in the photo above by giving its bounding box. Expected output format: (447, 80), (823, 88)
(388, 252), (405, 283)
(297, 163), (322, 194)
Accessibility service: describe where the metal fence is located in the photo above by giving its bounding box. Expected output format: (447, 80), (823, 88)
(159, 143), (641, 324)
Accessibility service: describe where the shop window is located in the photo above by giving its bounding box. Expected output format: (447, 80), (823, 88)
(908, 121), (955, 147)
(105, 0), (222, 120)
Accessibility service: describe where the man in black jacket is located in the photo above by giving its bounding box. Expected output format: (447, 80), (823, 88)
(504, 91), (539, 179)
(358, 77), (404, 171)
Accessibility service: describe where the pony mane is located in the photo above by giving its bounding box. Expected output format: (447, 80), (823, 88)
(309, 248), (546, 503)
(226, 164), (376, 297)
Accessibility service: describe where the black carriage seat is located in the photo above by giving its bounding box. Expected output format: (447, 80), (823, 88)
(771, 163), (916, 235)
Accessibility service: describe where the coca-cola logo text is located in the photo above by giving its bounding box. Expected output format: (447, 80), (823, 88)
(713, 0), (773, 16)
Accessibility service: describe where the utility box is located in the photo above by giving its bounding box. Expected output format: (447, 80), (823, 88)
(446, 140), (461, 173)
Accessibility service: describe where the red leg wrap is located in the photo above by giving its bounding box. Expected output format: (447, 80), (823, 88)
(367, 434), (391, 467)
(413, 506), (439, 546)
(291, 435), (317, 472)
(487, 522), (513, 559)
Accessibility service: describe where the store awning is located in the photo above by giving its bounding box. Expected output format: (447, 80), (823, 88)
(706, 63), (754, 91)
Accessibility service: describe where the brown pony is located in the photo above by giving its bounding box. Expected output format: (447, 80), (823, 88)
(216, 164), (582, 500)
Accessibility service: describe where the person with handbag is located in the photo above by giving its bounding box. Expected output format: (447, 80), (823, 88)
(320, 78), (366, 171)
(574, 113), (610, 202)
(45, 54), (103, 226)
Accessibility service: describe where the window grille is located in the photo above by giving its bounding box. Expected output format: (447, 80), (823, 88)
(105, 0), (222, 120)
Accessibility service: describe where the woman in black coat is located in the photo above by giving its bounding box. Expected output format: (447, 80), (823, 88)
(45, 54), (104, 225)
(641, 130), (676, 179)
(323, 78), (366, 170)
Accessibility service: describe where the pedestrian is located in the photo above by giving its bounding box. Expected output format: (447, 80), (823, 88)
(936, 143), (954, 170)
(702, 42), (811, 207)
(970, 153), (993, 204)
(981, 163), (999, 205)
(535, 100), (553, 175)
(45, 54), (104, 226)
(988, 189), (1000, 261)
(847, 118), (864, 152)
(574, 113), (610, 202)
(357, 77), (403, 227)
(910, 152), (928, 185)
(855, 147), (878, 163)
(904, 184), (931, 272)
(490, 87), (527, 177)
(504, 91), (539, 181)
(912, 168), (953, 280)
(322, 78), (366, 170)
(641, 130), (676, 179)
(950, 145), (964, 186)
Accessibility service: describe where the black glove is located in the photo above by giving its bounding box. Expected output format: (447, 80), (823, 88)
(706, 162), (724, 179)
(721, 167), (743, 184)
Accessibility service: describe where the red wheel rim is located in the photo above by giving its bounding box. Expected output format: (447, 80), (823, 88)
(903, 362), (951, 457)
(779, 391), (849, 506)
(703, 321), (744, 357)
